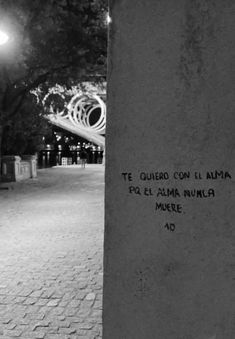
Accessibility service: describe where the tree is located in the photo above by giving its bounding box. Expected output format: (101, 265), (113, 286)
(1, 94), (50, 155)
(0, 0), (107, 167)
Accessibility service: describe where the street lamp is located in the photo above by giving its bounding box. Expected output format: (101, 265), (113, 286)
(0, 30), (9, 45)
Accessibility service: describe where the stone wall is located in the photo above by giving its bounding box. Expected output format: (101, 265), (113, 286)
(103, 1), (235, 338)
(1, 155), (37, 182)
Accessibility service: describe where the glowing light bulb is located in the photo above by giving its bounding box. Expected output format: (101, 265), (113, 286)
(0, 31), (9, 45)
(106, 13), (112, 25)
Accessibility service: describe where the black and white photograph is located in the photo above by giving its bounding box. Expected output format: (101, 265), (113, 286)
(0, 1), (234, 338)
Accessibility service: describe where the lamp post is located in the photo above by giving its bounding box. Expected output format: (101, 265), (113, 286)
(0, 29), (10, 184)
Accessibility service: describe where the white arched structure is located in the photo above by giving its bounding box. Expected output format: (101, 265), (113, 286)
(46, 90), (106, 148)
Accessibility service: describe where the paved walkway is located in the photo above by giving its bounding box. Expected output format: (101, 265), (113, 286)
(0, 165), (104, 339)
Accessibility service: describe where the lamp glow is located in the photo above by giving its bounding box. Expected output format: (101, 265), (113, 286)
(0, 30), (9, 45)
(106, 13), (112, 25)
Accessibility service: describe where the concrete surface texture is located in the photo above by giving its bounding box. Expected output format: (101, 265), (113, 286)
(104, 1), (234, 338)
(0, 165), (104, 339)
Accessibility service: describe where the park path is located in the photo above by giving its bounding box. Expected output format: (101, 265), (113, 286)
(0, 165), (104, 339)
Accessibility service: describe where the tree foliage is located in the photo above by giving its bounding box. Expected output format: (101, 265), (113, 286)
(0, 0), (108, 156)
(1, 95), (50, 155)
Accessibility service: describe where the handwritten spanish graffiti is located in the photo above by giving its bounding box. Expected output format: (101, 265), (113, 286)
(121, 170), (232, 232)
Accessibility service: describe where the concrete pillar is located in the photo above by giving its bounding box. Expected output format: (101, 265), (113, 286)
(104, 1), (234, 338)
(1, 156), (21, 182)
(22, 155), (37, 178)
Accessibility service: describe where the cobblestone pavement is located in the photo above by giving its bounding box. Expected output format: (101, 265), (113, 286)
(0, 165), (104, 339)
